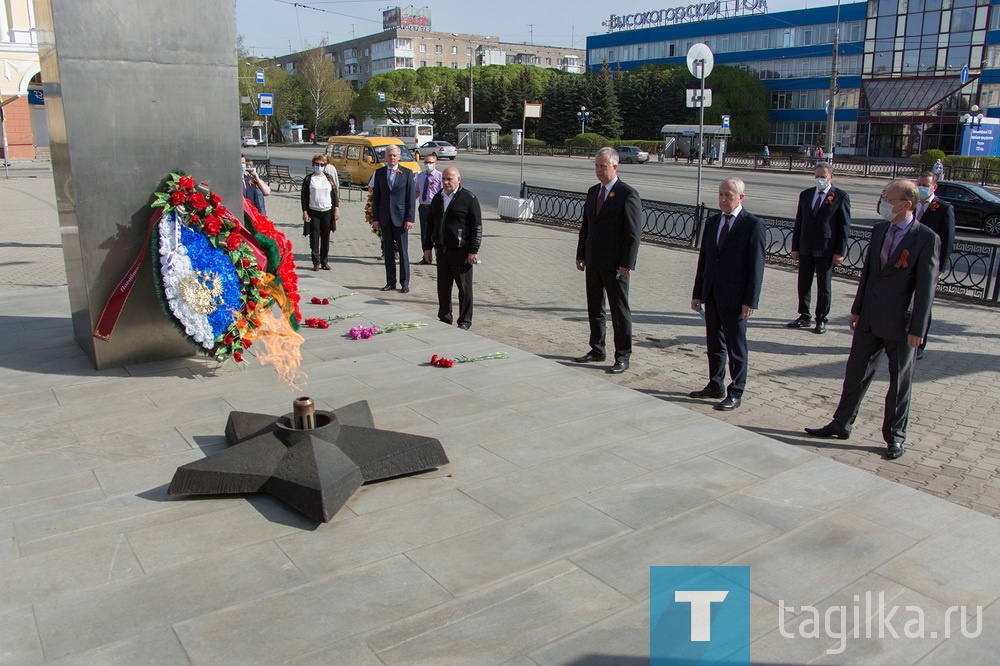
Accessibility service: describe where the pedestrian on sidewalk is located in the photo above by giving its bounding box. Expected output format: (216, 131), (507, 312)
(690, 178), (766, 411)
(241, 155), (270, 215)
(787, 161), (852, 334)
(762, 145), (771, 167)
(805, 179), (939, 459)
(371, 145), (415, 293)
(301, 154), (339, 271)
(574, 146), (642, 375)
(415, 153), (442, 265)
(423, 167), (481, 330)
(913, 170), (955, 359)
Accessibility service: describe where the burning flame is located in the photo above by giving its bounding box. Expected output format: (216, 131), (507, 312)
(255, 275), (306, 389)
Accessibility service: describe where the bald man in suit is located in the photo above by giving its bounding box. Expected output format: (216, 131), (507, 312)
(806, 178), (939, 459)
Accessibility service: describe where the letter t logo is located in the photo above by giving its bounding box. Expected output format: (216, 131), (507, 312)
(674, 590), (729, 641)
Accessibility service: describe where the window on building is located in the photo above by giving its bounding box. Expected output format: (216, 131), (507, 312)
(435, 44), (442, 54)
(467, 47), (472, 56)
(436, 61), (442, 67)
(451, 62), (458, 68)
(420, 60), (427, 67)
(451, 46), (458, 54)
(419, 44), (426, 53)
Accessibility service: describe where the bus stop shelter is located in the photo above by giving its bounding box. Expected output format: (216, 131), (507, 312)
(457, 123), (501, 149)
(660, 124), (732, 160)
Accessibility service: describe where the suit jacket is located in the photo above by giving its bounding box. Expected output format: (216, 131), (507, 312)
(424, 187), (482, 253)
(692, 209), (766, 309)
(576, 179), (642, 271)
(917, 196), (955, 271)
(791, 186), (851, 257)
(853, 219), (940, 342)
(371, 165), (415, 228)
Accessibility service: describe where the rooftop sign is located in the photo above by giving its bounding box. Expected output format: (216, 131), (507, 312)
(603, 0), (768, 32)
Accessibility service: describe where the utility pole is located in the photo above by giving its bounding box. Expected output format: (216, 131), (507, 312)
(824, 0), (841, 160)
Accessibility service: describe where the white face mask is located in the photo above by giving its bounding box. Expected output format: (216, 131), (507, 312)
(815, 177), (828, 190)
(917, 185), (932, 199)
(423, 162), (435, 172)
(877, 198), (897, 222)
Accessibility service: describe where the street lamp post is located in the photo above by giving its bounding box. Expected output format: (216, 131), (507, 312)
(824, 0), (841, 161)
(577, 106), (590, 134)
(961, 104), (984, 155)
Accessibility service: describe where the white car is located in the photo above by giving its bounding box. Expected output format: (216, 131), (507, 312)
(241, 137), (258, 147)
(415, 141), (457, 160)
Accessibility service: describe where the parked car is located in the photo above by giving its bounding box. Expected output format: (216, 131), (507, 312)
(414, 140), (457, 160)
(616, 146), (649, 164)
(934, 181), (1000, 236)
(241, 137), (258, 147)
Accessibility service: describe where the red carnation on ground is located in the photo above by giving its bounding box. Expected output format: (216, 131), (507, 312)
(242, 338), (252, 348)
(233, 351), (244, 363)
(311, 296), (321, 304)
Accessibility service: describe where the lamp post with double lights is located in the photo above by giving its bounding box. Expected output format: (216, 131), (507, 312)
(961, 104), (985, 156)
(577, 106), (590, 134)
(824, 0), (842, 161)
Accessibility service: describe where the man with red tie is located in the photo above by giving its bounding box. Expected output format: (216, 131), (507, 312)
(574, 147), (642, 375)
(690, 178), (766, 411)
(787, 162), (852, 334)
(371, 145), (415, 293)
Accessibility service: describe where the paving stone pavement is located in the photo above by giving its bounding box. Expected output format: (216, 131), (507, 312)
(2, 161), (999, 517)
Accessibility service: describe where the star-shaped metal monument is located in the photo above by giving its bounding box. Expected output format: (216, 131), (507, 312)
(168, 399), (448, 523)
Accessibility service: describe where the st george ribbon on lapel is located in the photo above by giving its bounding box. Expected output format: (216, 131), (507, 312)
(596, 185), (607, 215)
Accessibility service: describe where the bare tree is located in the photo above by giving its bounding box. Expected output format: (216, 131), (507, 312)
(297, 45), (352, 141)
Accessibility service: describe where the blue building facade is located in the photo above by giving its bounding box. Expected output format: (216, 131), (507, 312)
(587, 0), (999, 157)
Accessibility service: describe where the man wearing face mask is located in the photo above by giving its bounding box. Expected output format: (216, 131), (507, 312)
(805, 179), (939, 460)
(788, 162), (851, 334)
(913, 171), (955, 360)
(414, 154), (442, 265)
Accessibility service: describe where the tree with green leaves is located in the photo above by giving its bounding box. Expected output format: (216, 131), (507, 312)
(584, 65), (623, 140)
(536, 73), (587, 144)
(353, 69), (433, 124)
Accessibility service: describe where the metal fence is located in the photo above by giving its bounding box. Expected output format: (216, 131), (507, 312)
(520, 183), (1000, 304)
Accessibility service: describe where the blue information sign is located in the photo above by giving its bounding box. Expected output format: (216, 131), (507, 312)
(258, 93), (274, 116)
(378, 91), (386, 103)
(722, 115), (730, 129)
(961, 65), (969, 85)
(256, 70), (265, 84)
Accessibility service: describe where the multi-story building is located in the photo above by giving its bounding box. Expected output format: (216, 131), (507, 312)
(272, 7), (584, 91)
(586, 0), (999, 157)
(1, 0), (46, 160)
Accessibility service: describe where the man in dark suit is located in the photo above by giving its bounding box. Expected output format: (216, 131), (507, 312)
(690, 178), (766, 411)
(914, 170), (955, 359)
(788, 162), (852, 334)
(574, 147), (642, 375)
(806, 179), (940, 459)
(423, 167), (481, 330)
(371, 145), (415, 293)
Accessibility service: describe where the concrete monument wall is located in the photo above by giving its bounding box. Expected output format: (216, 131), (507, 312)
(34, 1), (242, 369)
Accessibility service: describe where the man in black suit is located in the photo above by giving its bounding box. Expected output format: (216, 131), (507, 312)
(806, 179), (940, 459)
(788, 162), (852, 334)
(574, 147), (642, 375)
(690, 178), (766, 411)
(914, 170), (955, 359)
(371, 145), (415, 293)
(423, 167), (481, 330)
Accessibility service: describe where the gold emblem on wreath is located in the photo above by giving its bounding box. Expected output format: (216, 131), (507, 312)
(179, 270), (224, 315)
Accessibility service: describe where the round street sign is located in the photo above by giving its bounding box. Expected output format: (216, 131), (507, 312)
(687, 43), (714, 79)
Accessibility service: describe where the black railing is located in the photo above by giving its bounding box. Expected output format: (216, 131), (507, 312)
(520, 183), (1000, 304)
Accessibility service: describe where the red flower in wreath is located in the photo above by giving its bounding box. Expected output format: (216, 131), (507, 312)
(188, 192), (209, 212)
(225, 232), (242, 252)
(169, 189), (186, 206)
(203, 214), (223, 236)
(178, 175), (195, 191)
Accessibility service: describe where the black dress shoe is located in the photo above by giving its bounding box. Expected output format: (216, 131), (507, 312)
(813, 321), (827, 334)
(885, 443), (904, 459)
(312, 265), (319, 272)
(916, 348), (924, 360)
(400, 287), (410, 293)
(714, 396), (741, 411)
(607, 360), (629, 374)
(417, 259), (431, 265)
(380, 285), (396, 291)
(786, 316), (811, 328)
(574, 351), (606, 363)
(804, 423), (851, 439)
(321, 265), (331, 271)
(689, 386), (726, 399)
(457, 323), (470, 330)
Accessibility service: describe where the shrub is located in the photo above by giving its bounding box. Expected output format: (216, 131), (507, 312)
(564, 133), (611, 148)
(916, 149), (946, 166)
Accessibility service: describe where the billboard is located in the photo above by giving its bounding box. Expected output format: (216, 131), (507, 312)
(383, 6), (431, 32)
(960, 118), (1000, 157)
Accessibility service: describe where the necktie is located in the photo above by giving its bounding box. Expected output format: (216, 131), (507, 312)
(718, 214), (732, 250)
(596, 186), (607, 214)
(422, 173), (430, 202)
(880, 225), (899, 268)
(388, 169), (396, 187)
(917, 202), (926, 221)
(813, 190), (824, 215)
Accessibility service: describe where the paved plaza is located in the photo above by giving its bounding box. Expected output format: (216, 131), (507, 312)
(1, 161), (999, 663)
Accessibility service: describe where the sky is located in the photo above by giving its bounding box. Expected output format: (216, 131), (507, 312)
(236, 0), (843, 58)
